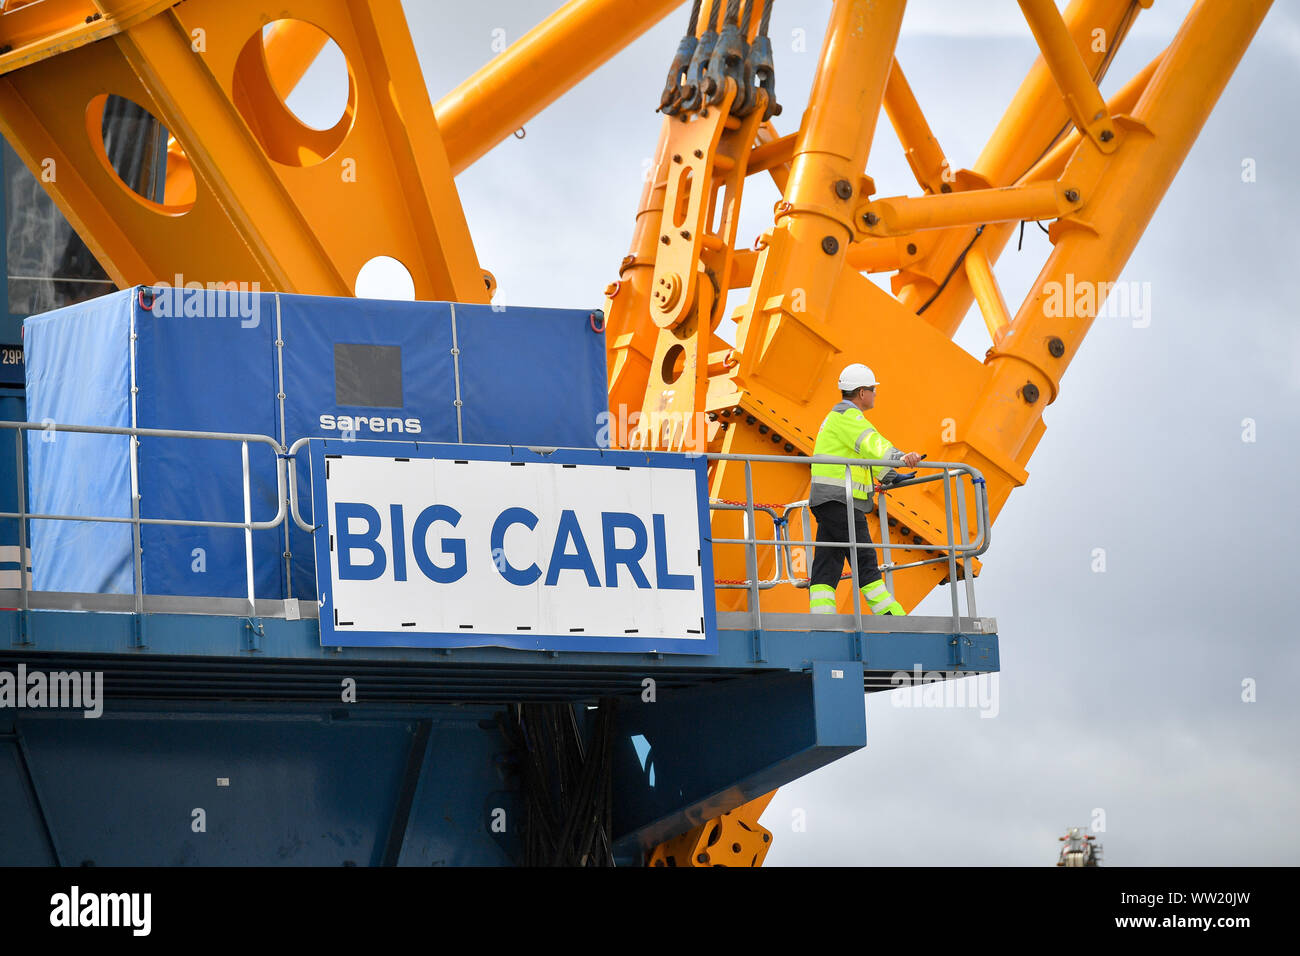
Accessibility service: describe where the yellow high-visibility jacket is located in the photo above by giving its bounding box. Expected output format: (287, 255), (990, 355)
(809, 400), (902, 511)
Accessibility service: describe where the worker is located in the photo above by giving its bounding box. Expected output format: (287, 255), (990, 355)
(807, 363), (923, 615)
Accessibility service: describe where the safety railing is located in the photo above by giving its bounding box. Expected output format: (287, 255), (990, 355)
(287, 435), (321, 534)
(0, 421), (991, 639)
(706, 452), (990, 635)
(0, 420), (287, 624)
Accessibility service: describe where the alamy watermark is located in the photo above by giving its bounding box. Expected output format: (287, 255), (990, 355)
(1041, 273), (1151, 328)
(145, 275), (263, 328)
(889, 665), (999, 718)
(0, 664), (103, 718)
(50, 886), (150, 936)
(596, 405), (709, 454)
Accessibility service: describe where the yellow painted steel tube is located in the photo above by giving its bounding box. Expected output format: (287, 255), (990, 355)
(263, 18), (330, 99)
(966, 0), (1271, 468)
(883, 58), (949, 193)
(1018, 0), (1117, 150)
(767, 0), (905, 324)
(964, 246), (1012, 342)
(435, 0), (684, 175)
(1019, 49), (1163, 184)
(865, 181), (1066, 234)
(787, 0), (906, 207)
(903, 0), (1135, 336)
(975, 0), (1133, 184)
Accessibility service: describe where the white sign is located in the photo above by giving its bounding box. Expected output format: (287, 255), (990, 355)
(313, 446), (715, 653)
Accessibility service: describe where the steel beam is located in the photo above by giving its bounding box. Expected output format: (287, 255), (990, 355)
(434, 0), (685, 175)
(0, 0), (488, 302)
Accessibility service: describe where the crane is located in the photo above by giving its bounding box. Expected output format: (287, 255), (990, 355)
(0, 0), (1271, 865)
(1058, 827), (1102, 866)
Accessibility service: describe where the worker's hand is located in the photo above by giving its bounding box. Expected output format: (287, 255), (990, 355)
(901, 452), (923, 468)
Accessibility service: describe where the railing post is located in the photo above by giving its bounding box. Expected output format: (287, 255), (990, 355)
(128, 428), (144, 647)
(878, 481), (894, 597)
(241, 441), (257, 620)
(799, 503), (812, 585)
(772, 510), (789, 583)
(287, 437), (318, 533)
(742, 459), (762, 632)
(13, 430), (30, 645)
(976, 476), (992, 553)
(941, 467), (961, 634)
(279, 446), (293, 602)
(844, 464), (863, 635)
(954, 473), (977, 618)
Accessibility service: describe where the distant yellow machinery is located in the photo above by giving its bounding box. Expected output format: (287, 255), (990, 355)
(0, 0), (1270, 865)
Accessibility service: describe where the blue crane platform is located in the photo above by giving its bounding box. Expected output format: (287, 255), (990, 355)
(1, 288), (998, 865)
(0, 605), (998, 700)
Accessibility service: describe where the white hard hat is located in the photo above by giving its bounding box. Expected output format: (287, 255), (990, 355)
(838, 363), (878, 391)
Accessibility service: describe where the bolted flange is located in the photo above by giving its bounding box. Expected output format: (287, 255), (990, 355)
(652, 272), (683, 313)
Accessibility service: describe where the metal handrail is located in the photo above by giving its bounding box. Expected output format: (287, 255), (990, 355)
(0, 422), (990, 637)
(704, 452), (990, 634)
(0, 420), (286, 620)
(286, 435), (318, 533)
(709, 501), (786, 590)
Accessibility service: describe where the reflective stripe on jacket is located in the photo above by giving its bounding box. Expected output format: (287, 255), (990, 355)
(809, 400), (902, 511)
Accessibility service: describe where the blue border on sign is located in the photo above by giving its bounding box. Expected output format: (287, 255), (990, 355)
(310, 439), (718, 655)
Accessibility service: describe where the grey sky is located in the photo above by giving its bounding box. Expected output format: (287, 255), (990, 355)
(301, 1), (1300, 864)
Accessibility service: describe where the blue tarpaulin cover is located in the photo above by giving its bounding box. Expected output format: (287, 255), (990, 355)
(24, 295), (133, 593)
(24, 287), (608, 600)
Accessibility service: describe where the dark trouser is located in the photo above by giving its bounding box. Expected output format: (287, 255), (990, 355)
(810, 501), (882, 590)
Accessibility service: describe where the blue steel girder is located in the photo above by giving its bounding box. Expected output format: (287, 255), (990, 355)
(610, 660), (868, 855)
(0, 700), (517, 866)
(0, 607), (998, 702)
(0, 608), (998, 864)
